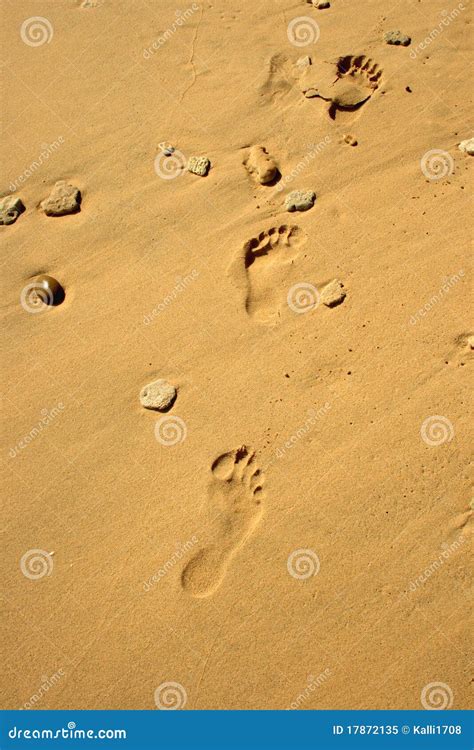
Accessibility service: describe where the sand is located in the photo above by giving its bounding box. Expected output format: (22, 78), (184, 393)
(1, 0), (472, 711)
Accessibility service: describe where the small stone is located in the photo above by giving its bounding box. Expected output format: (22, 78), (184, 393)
(304, 88), (319, 99)
(140, 379), (177, 412)
(41, 181), (81, 216)
(458, 138), (474, 155)
(313, 0), (330, 8)
(320, 279), (346, 307)
(26, 275), (65, 308)
(384, 30), (411, 46)
(163, 146), (175, 156)
(0, 195), (25, 225)
(187, 156), (210, 176)
(296, 56), (311, 69)
(284, 190), (316, 212)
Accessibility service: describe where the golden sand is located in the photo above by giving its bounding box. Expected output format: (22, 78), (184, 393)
(1, 0), (472, 710)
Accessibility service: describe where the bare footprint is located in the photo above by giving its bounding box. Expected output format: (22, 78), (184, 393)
(260, 53), (300, 104)
(181, 446), (265, 598)
(334, 55), (382, 88)
(230, 225), (306, 325)
(301, 54), (382, 119)
(330, 55), (382, 118)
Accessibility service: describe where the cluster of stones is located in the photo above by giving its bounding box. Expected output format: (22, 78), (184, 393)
(0, 181), (81, 225)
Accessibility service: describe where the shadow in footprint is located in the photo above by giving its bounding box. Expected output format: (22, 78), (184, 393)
(329, 55), (382, 119)
(300, 53), (382, 120)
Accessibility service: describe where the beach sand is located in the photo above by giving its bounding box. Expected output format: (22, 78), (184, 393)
(1, 0), (472, 710)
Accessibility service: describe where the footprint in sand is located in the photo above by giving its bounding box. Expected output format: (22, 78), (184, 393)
(260, 53), (300, 104)
(260, 52), (382, 120)
(230, 225), (306, 325)
(301, 54), (382, 119)
(181, 446), (265, 598)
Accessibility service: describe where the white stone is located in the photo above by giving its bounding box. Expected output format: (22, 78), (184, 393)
(296, 56), (311, 69)
(187, 156), (210, 176)
(140, 379), (177, 411)
(285, 190), (316, 212)
(458, 138), (474, 155)
(160, 142), (175, 156)
(320, 279), (346, 307)
(0, 195), (25, 225)
(384, 30), (411, 46)
(41, 181), (81, 216)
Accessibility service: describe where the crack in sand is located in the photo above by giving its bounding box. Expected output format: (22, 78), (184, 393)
(179, 5), (204, 104)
